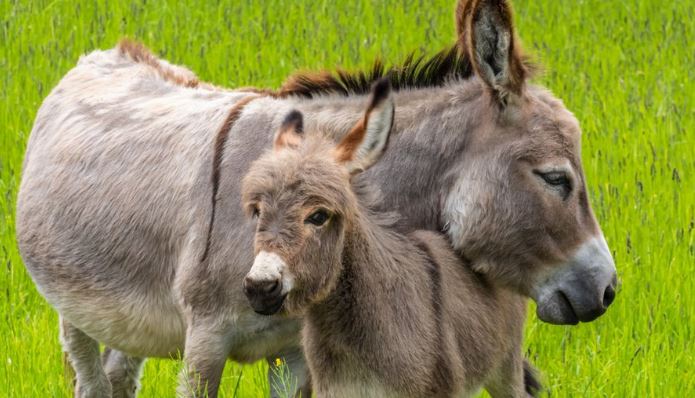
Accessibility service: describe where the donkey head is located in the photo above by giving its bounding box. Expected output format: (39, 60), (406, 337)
(442, 0), (617, 324)
(241, 79), (394, 315)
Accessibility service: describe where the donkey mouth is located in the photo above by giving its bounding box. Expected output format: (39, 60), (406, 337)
(536, 291), (579, 325)
(534, 236), (617, 324)
(249, 293), (287, 316)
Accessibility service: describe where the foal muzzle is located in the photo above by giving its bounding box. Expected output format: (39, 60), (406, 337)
(243, 251), (292, 315)
(243, 277), (286, 315)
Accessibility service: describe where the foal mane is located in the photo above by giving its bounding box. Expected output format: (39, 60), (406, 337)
(278, 45), (474, 98)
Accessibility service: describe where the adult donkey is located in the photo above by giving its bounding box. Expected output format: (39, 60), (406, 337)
(16, 0), (617, 397)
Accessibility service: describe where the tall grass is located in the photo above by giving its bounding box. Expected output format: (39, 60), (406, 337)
(1, 0), (692, 396)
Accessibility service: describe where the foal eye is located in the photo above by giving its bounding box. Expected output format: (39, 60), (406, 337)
(305, 210), (329, 226)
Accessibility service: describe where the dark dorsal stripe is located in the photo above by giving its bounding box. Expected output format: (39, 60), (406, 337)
(278, 45), (473, 98)
(201, 95), (262, 262)
(410, 236), (454, 395)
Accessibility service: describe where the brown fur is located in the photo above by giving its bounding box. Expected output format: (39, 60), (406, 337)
(333, 121), (367, 163)
(117, 39), (201, 88)
(278, 46), (475, 98)
(277, 40), (533, 100)
(332, 85), (387, 163)
(274, 128), (303, 150)
(241, 89), (532, 396)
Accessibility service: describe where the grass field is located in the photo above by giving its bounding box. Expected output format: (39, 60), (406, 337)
(1, 0), (693, 396)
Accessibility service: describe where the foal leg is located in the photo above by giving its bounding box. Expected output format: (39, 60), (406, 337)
(102, 348), (145, 398)
(267, 346), (312, 398)
(60, 317), (112, 398)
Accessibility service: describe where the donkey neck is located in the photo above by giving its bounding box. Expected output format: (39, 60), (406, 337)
(293, 79), (487, 232)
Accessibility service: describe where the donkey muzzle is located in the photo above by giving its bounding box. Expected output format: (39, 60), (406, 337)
(533, 235), (618, 325)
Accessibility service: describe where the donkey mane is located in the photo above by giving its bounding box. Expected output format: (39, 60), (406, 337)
(278, 45), (475, 98)
(117, 39), (202, 88)
(117, 39), (535, 98)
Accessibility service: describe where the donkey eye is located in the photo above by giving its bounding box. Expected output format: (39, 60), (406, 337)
(252, 205), (260, 219)
(538, 171), (570, 187)
(534, 170), (572, 199)
(305, 210), (329, 226)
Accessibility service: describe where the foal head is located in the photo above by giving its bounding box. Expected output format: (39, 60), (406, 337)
(241, 79), (394, 315)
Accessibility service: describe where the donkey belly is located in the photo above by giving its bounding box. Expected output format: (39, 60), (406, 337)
(17, 134), (195, 358)
(42, 271), (187, 358)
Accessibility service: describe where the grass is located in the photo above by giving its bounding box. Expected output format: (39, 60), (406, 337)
(1, 0), (692, 396)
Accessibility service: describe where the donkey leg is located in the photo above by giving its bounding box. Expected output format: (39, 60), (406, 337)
(267, 346), (312, 398)
(176, 323), (230, 398)
(102, 347), (145, 398)
(59, 317), (112, 398)
(484, 352), (527, 398)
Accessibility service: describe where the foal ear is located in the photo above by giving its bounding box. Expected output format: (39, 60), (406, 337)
(274, 110), (304, 150)
(334, 78), (394, 174)
(456, 0), (528, 104)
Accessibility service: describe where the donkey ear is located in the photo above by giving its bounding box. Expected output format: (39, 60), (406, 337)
(456, 0), (528, 104)
(274, 110), (304, 150)
(334, 78), (394, 174)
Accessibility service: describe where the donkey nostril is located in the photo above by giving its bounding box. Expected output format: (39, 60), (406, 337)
(602, 284), (616, 308)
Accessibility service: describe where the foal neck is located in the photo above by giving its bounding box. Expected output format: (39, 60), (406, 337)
(308, 207), (435, 340)
(303, 209), (448, 395)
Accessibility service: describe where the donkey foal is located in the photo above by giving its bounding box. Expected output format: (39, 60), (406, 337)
(242, 79), (538, 398)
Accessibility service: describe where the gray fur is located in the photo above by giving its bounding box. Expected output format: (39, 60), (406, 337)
(240, 105), (532, 396)
(61, 318), (112, 397)
(17, 2), (615, 393)
(102, 348), (144, 398)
